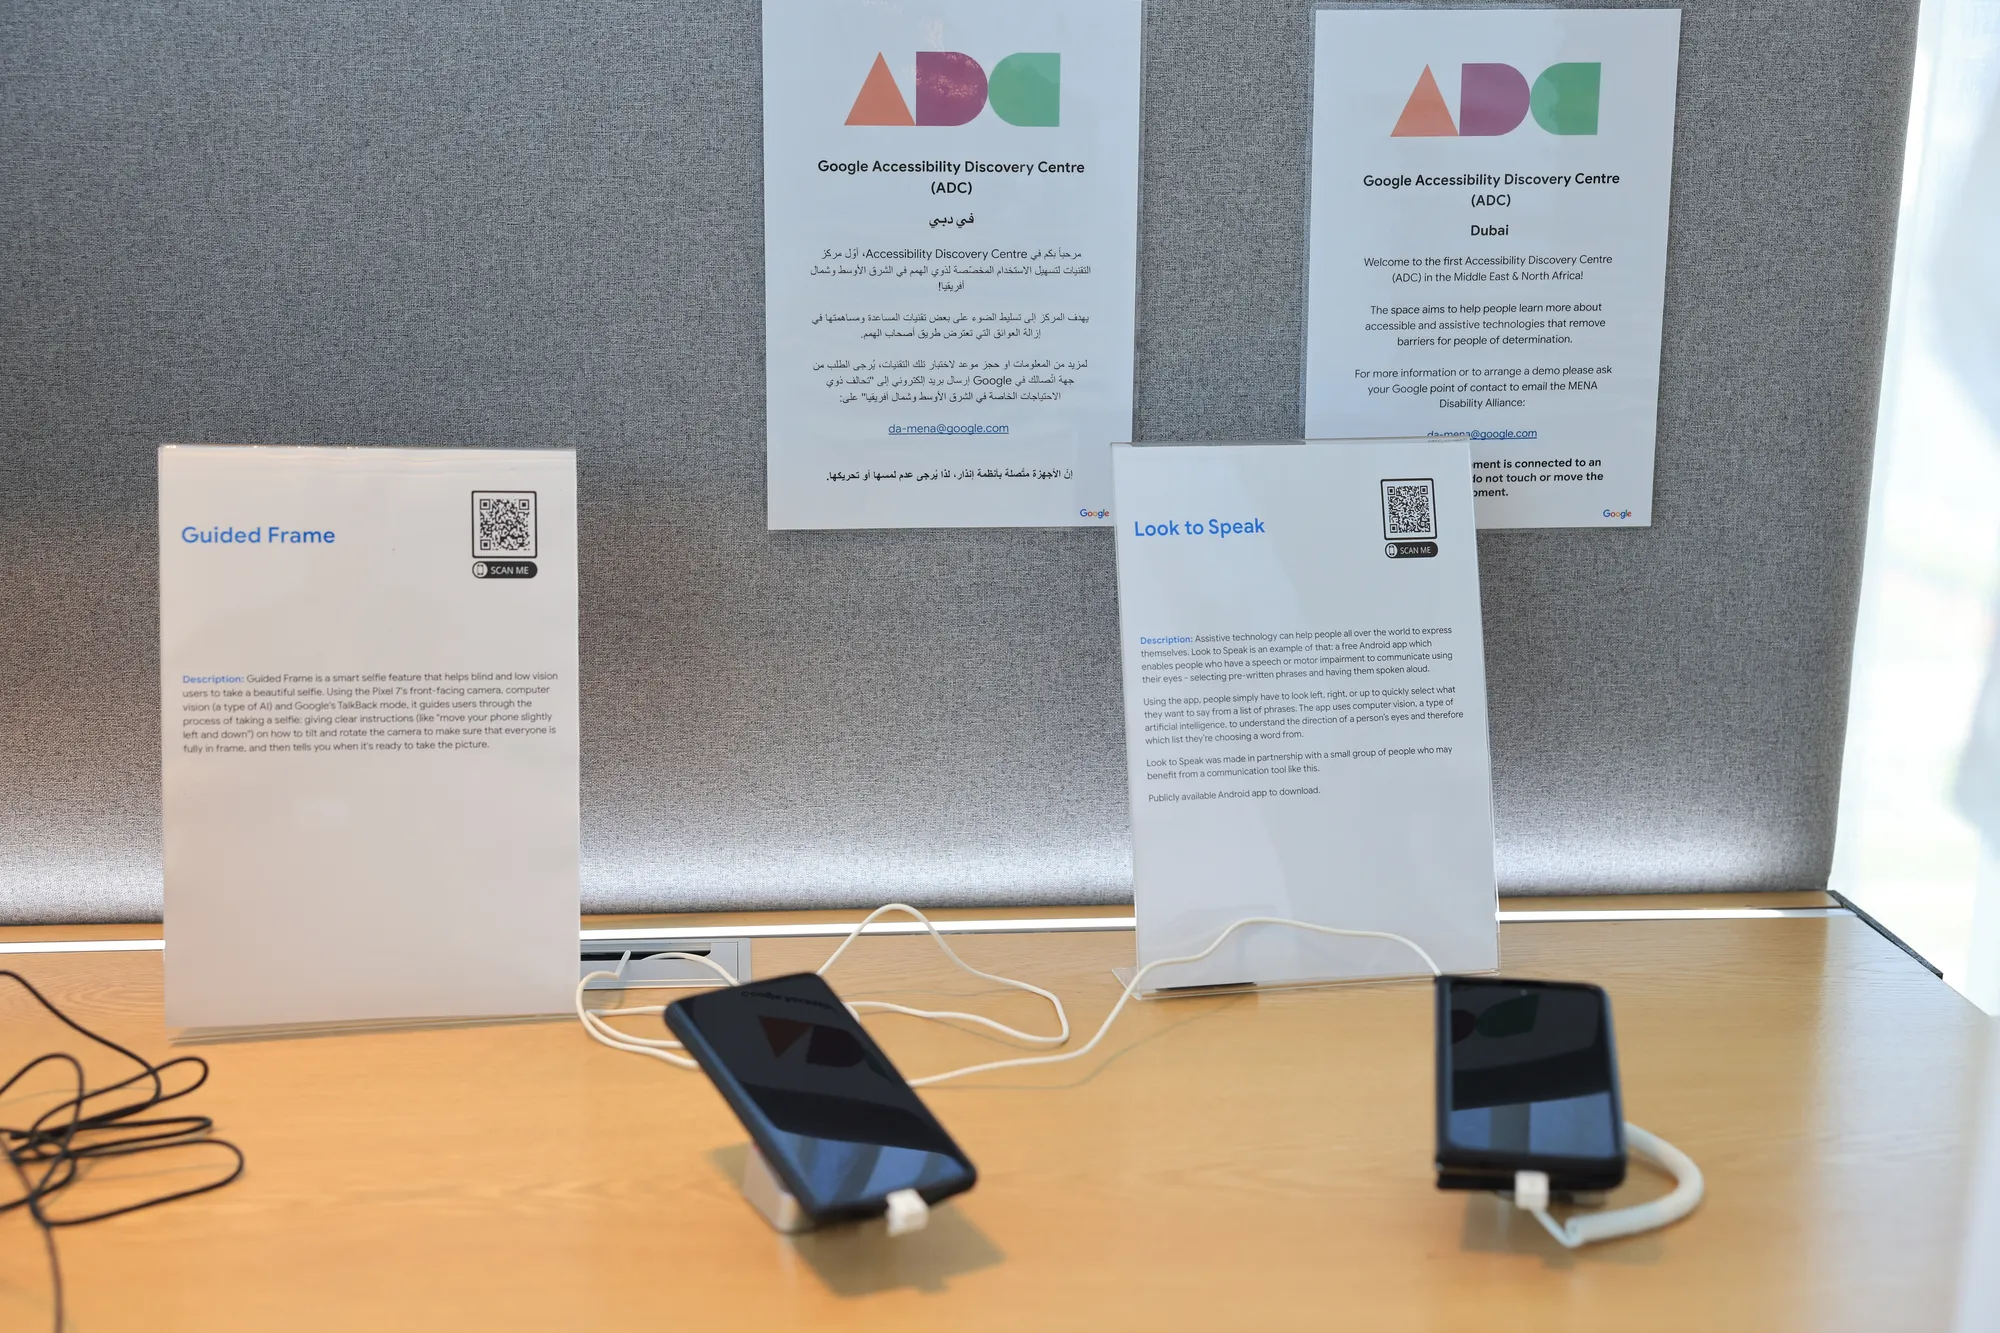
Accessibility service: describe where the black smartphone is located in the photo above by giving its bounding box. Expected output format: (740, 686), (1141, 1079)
(1434, 976), (1626, 1194)
(664, 972), (977, 1226)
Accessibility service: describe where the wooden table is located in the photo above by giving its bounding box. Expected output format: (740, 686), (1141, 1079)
(1, 898), (1991, 1332)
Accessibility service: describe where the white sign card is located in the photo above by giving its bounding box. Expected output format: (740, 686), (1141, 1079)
(159, 446), (580, 1029)
(762, 0), (1142, 529)
(1304, 9), (1681, 529)
(1112, 440), (1498, 990)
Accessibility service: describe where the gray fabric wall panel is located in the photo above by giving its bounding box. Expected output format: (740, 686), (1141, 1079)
(0, 1), (1914, 922)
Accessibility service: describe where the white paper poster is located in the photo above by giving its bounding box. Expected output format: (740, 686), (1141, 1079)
(159, 446), (580, 1029)
(762, 0), (1142, 529)
(1304, 9), (1681, 529)
(1113, 440), (1498, 990)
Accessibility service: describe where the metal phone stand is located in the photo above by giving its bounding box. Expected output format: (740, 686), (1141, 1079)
(739, 1146), (931, 1237)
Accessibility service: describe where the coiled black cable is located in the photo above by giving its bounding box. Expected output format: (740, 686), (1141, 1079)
(1, 970), (245, 1331)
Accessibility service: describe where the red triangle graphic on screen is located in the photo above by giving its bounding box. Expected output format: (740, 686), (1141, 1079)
(846, 53), (916, 126)
(758, 1015), (811, 1057)
(1392, 65), (1458, 137)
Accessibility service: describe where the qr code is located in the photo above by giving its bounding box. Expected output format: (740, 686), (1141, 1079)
(472, 491), (537, 558)
(1380, 478), (1437, 540)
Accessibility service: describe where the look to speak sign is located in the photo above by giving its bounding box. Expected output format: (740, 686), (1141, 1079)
(1111, 439), (1497, 990)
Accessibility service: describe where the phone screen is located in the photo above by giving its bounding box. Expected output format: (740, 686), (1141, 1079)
(1441, 979), (1620, 1161)
(665, 973), (976, 1221)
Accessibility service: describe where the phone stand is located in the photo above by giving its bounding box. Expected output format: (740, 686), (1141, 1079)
(739, 1146), (931, 1237)
(740, 1144), (809, 1233)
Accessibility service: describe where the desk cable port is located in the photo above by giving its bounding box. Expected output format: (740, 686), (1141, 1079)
(578, 938), (752, 991)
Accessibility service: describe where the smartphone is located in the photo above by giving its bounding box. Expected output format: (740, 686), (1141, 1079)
(664, 972), (977, 1226)
(1434, 976), (1626, 1194)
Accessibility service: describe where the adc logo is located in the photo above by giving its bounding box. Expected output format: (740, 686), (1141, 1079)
(846, 51), (1060, 126)
(1392, 62), (1599, 137)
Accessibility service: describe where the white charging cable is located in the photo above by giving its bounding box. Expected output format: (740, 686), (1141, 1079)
(573, 903), (1704, 1246)
(575, 948), (742, 1070)
(573, 902), (1070, 1072)
(1510, 1122), (1705, 1247)
(902, 913), (1439, 1087)
(817, 904), (1071, 1049)
(573, 906), (1427, 1086)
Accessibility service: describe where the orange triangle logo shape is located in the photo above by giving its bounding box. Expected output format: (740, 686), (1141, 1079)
(1392, 65), (1457, 137)
(846, 53), (915, 126)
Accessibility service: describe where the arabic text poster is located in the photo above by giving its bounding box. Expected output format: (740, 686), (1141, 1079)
(1305, 9), (1681, 529)
(763, 0), (1142, 529)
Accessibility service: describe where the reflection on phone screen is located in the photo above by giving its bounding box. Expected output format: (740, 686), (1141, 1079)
(1445, 983), (1617, 1158)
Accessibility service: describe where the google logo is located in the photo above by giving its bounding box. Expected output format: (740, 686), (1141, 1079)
(1603, 509), (1633, 520)
(1079, 508), (1109, 519)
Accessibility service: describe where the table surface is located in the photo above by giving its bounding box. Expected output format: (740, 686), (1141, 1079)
(1, 897), (1992, 1332)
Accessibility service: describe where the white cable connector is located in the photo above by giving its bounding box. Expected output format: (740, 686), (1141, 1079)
(1512, 1169), (1550, 1213)
(883, 1188), (929, 1237)
(1509, 1122), (1705, 1248)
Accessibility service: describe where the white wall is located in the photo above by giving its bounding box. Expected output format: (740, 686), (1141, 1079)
(1836, 0), (2000, 1013)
